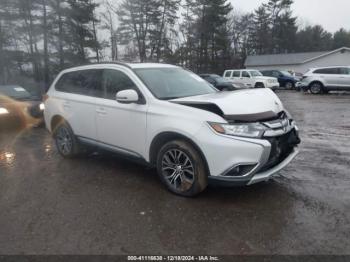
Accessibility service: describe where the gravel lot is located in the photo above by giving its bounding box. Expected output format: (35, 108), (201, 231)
(0, 91), (349, 255)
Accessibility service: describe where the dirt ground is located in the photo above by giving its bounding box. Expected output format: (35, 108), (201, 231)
(0, 91), (349, 255)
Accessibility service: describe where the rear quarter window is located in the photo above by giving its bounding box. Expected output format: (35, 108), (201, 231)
(55, 69), (103, 97)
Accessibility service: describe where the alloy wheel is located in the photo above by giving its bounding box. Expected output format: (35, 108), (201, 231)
(56, 126), (73, 155)
(310, 83), (322, 94)
(161, 149), (195, 192)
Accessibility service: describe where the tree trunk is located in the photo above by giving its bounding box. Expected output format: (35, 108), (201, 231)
(57, 0), (64, 69)
(43, 0), (50, 88)
(0, 20), (4, 84)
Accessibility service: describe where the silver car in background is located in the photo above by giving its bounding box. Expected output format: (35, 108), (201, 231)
(300, 66), (350, 94)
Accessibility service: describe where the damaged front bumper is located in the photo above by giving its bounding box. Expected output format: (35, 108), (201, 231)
(205, 114), (301, 187)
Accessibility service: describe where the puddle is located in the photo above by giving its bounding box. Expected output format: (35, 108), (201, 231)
(0, 151), (16, 167)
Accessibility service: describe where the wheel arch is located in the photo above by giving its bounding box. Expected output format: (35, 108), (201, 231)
(308, 80), (324, 88)
(149, 132), (210, 176)
(255, 81), (265, 88)
(50, 115), (67, 133)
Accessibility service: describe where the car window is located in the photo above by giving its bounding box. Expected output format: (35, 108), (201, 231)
(0, 85), (32, 100)
(232, 71), (240, 77)
(249, 70), (263, 77)
(261, 71), (271, 76)
(314, 68), (340, 75)
(102, 69), (138, 100)
(224, 71), (232, 77)
(242, 71), (250, 78)
(272, 71), (281, 77)
(339, 68), (350, 75)
(55, 69), (103, 97)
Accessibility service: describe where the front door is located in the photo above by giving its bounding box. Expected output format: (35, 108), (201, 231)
(241, 71), (254, 88)
(339, 67), (350, 89)
(95, 68), (148, 158)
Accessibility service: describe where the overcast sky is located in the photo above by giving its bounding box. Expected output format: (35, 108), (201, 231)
(230, 0), (350, 32)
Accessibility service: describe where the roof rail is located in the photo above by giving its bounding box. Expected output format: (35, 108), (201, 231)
(64, 61), (133, 71)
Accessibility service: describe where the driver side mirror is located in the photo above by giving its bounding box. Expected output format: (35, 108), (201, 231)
(116, 89), (139, 104)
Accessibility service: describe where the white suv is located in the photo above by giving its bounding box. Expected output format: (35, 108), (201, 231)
(223, 69), (279, 90)
(300, 66), (350, 94)
(44, 63), (300, 197)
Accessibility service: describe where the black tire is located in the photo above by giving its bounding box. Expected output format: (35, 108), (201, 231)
(284, 81), (294, 90)
(53, 121), (82, 158)
(309, 82), (324, 94)
(255, 82), (265, 89)
(156, 140), (208, 197)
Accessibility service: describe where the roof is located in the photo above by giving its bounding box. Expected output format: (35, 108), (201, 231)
(63, 62), (179, 72)
(245, 47), (350, 67)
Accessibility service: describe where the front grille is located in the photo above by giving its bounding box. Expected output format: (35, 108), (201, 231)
(259, 130), (300, 173)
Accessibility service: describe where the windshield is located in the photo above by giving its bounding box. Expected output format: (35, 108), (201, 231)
(135, 68), (217, 100)
(249, 71), (263, 77)
(0, 85), (32, 100)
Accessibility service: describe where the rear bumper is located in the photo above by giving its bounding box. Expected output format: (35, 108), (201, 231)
(209, 147), (299, 186)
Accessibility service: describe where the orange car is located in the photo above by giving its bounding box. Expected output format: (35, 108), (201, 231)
(0, 85), (44, 129)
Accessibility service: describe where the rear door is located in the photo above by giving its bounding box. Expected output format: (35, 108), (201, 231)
(54, 69), (103, 139)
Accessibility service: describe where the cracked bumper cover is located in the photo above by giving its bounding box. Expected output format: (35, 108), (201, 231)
(208, 147), (299, 186)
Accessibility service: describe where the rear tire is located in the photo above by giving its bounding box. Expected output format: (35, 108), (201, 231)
(53, 122), (82, 158)
(156, 140), (208, 197)
(309, 82), (324, 94)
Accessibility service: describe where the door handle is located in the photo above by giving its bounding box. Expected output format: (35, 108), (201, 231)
(96, 108), (107, 115)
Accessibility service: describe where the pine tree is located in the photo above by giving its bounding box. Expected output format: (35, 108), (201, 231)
(251, 6), (271, 55)
(296, 25), (333, 52)
(65, 0), (101, 64)
(333, 29), (350, 49)
(116, 0), (160, 62)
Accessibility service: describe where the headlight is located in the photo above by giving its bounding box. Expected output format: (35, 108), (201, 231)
(209, 122), (267, 138)
(0, 107), (9, 115)
(39, 103), (45, 111)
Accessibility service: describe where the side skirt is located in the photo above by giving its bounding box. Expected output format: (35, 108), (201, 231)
(77, 136), (152, 167)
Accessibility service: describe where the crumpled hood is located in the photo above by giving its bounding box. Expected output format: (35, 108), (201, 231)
(171, 88), (284, 121)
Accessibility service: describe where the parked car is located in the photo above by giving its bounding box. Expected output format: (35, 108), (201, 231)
(260, 70), (299, 89)
(44, 63), (300, 197)
(223, 69), (279, 90)
(300, 66), (350, 94)
(292, 72), (303, 82)
(199, 74), (236, 91)
(0, 85), (44, 129)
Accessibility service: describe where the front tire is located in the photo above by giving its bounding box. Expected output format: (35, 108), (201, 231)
(53, 122), (82, 158)
(309, 82), (323, 94)
(285, 81), (294, 90)
(156, 140), (208, 197)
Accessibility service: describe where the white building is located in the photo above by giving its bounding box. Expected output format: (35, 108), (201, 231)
(245, 47), (350, 73)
